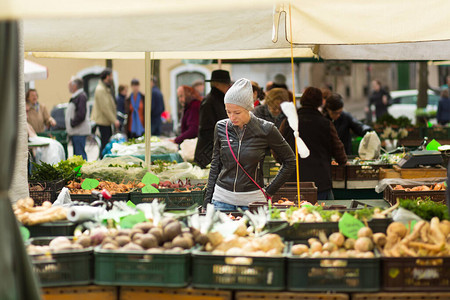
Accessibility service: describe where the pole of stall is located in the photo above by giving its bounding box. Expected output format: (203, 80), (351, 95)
(288, 4), (302, 207)
(145, 52), (153, 170)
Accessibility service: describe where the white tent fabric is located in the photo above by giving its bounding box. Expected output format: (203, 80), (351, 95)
(23, 4), (292, 53)
(24, 59), (47, 82)
(281, 0), (450, 45)
(28, 48), (316, 60)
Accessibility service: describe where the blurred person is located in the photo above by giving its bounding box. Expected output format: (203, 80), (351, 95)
(281, 87), (347, 200)
(440, 75), (450, 91)
(174, 85), (201, 144)
(91, 68), (120, 158)
(151, 76), (165, 136)
(66, 77), (90, 160)
(194, 70), (232, 168)
(116, 84), (128, 131)
(253, 88), (289, 129)
(26, 89), (56, 133)
(192, 79), (205, 99)
(125, 78), (145, 138)
(203, 78), (295, 211)
(319, 87), (332, 112)
(251, 81), (265, 107)
(267, 73), (294, 103)
(367, 79), (390, 121)
(437, 89), (450, 126)
(324, 92), (372, 155)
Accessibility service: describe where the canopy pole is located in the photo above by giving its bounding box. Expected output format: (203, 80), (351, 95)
(288, 4), (302, 207)
(145, 52), (153, 170)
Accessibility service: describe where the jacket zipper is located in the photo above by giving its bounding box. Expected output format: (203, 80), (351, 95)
(233, 125), (246, 192)
(255, 162), (259, 181)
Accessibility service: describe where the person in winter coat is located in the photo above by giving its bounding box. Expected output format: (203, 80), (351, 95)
(66, 78), (91, 160)
(91, 68), (120, 158)
(324, 92), (372, 155)
(281, 87), (347, 200)
(437, 89), (450, 125)
(150, 76), (165, 136)
(125, 78), (145, 138)
(194, 70), (232, 168)
(367, 80), (390, 121)
(253, 88), (289, 129)
(204, 78), (296, 211)
(116, 84), (128, 131)
(26, 89), (56, 133)
(174, 85), (201, 144)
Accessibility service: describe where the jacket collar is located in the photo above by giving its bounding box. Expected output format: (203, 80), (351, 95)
(71, 88), (84, 98)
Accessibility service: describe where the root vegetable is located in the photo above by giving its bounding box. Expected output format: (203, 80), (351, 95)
(163, 221), (182, 242)
(409, 241), (445, 252)
(357, 227), (373, 239)
(399, 244), (417, 257)
(387, 222), (407, 239)
(372, 233), (387, 248)
(420, 222), (430, 243)
(310, 241), (323, 253)
(140, 234), (159, 249)
(323, 242), (338, 252)
(354, 237), (374, 252)
(149, 227), (163, 244)
(115, 235), (131, 247)
(329, 232), (345, 247)
(344, 238), (356, 250)
(49, 237), (71, 249)
(122, 242), (144, 251)
(308, 238), (320, 246)
(401, 221), (425, 245)
(429, 217), (446, 245)
(76, 236), (91, 248)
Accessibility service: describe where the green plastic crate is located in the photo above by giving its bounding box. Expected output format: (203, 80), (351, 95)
(266, 218), (392, 243)
(287, 252), (380, 292)
(29, 238), (93, 287)
(26, 220), (77, 238)
(94, 248), (190, 287)
(69, 192), (130, 203)
(130, 190), (204, 209)
(382, 256), (450, 291)
(192, 251), (285, 290)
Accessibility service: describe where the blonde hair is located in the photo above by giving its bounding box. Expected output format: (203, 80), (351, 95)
(264, 88), (289, 107)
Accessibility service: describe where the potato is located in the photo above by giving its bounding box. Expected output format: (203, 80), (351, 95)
(140, 234), (158, 249)
(133, 222), (154, 233)
(149, 227), (163, 244)
(163, 221), (182, 242)
(291, 244), (309, 256)
(115, 235), (131, 247)
(75, 235), (91, 248)
(122, 242), (144, 251)
(116, 229), (132, 237)
(102, 243), (119, 250)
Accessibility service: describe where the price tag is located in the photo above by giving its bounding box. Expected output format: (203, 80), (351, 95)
(120, 211), (148, 229)
(141, 172), (160, 185)
(81, 178), (99, 190)
(338, 212), (365, 239)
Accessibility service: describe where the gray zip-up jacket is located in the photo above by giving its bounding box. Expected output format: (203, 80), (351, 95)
(203, 113), (295, 207)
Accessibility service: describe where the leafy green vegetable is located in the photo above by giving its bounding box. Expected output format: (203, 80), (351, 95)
(30, 155), (86, 182)
(400, 198), (449, 221)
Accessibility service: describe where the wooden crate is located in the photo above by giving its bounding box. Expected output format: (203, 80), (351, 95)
(42, 285), (118, 300)
(380, 166), (447, 179)
(119, 286), (232, 300)
(236, 291), (349, 300)
(351, 292), (450, 300)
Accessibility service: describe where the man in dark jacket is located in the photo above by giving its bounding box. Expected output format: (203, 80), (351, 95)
(66, 77), (91, 160)
(194, 70), (231, 168)
(151, 76), (165, 136)
(324, 93), (372, 155)
(281, 87), (347, 200)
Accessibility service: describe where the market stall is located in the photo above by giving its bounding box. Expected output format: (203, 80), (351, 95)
(3, 1), (450, 299)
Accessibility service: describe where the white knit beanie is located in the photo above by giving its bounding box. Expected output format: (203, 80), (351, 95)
(224, 78), (254, 111)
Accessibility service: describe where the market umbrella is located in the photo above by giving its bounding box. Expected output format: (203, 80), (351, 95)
(0, 21), (41, 300)
(24, 59), (48, 82)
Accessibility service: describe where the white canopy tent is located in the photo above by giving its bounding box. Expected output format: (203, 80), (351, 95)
(6, 0), (450, 201)
(24, 59), (47, 82)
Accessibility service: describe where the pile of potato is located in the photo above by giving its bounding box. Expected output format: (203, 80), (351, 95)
(291, 227), (385, 259)
(382, 218), (450, 257)
(14, 198), (67, 225)
(94, 218), (208, 253)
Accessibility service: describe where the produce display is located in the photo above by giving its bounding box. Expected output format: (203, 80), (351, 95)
(27, 236), (90, 254)
(291, 227), (380, 259)
(393, 183), (446, 191)
(73, 218), (206, 252)
(14, 198), (66, 225)
(381, 218), (450, 257)
(149, 179), (204, 190)
(67, 179), (144, 194)
(30, 156), (85, 182)
(400, 198), (449, 221)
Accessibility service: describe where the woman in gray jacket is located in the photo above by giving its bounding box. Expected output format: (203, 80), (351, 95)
(203, 78), (296, 211)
